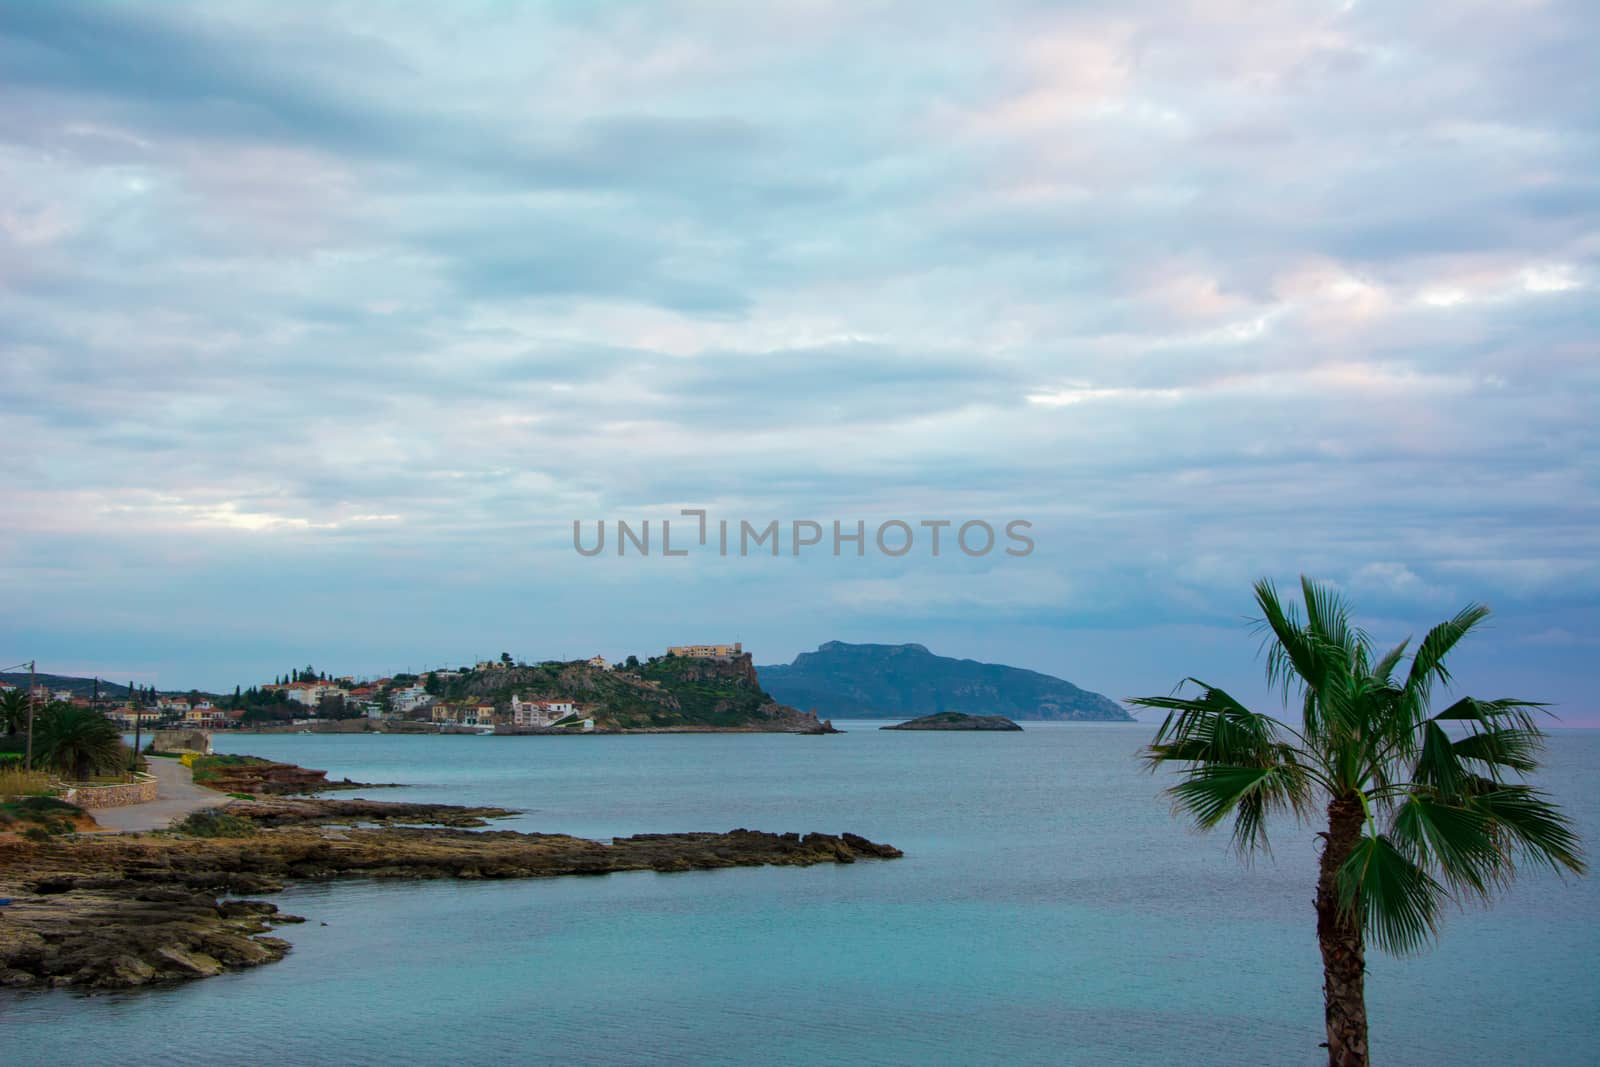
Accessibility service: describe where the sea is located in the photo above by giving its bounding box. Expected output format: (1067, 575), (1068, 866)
(3, 723), (1596, 1066)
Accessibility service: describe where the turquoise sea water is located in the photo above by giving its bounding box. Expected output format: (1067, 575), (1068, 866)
(3, 724), (1597, 1066)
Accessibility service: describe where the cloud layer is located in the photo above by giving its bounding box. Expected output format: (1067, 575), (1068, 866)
(2, 1), (1596, 718)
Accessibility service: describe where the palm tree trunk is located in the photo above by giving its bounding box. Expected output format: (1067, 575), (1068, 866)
(1317, 794), (1368, 1066)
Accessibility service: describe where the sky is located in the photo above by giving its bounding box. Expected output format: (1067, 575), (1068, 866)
(1, 1), (1596, 723)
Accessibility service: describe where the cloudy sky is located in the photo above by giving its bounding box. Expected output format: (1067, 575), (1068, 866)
(2, 1), (1596, 722)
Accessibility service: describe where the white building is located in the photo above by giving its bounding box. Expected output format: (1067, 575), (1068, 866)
(510, 696), (577, 727)
(286, 682), (344, 707)
(391, 686), (433, 714)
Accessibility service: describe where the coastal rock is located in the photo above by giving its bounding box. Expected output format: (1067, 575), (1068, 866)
(881, 712), (1023, 731)
(0, 800), (901, 991)
(187, 756), (394, 795)
(226, 797), (517, 828)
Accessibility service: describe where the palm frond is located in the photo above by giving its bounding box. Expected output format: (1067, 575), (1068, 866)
(1300, 575), (1363, 665)
(1167, 761), (1312, 856)
(1412, 721), (1468, 796)
(1470, 785), (1587, 877)
(1372, 638), (1409, 686)
(1134, 680), (1283, 768)
(1432, 696), (1546, 735)
(1404, 604), (1491, 706)
(1252, 579), (1319, 700)
(1450, 728), (1543, 778)
(1391, 794), (1505, 900)
(1337, 833), (1445, 955)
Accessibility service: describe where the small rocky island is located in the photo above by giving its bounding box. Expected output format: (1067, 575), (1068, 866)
(881, 712), (1023, 731)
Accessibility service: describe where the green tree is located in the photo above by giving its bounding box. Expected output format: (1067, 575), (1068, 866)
(1133, 578), (1585, 1067)
(34, 704), (125, 781)
(424, 672), (442, 695)
(1, 689), (28, 736)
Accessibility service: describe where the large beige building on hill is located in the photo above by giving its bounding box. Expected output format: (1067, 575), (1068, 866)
(666, 643), (743, 658)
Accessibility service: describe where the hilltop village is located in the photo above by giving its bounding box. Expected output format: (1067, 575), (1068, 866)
(1, 644), (833, 735)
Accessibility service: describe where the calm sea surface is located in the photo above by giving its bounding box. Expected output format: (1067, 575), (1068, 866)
(4, 724), (1597, 1066)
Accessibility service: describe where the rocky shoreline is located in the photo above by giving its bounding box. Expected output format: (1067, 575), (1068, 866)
(0, 798), (900, 991)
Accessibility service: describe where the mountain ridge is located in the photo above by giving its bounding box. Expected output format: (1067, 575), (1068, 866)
(756, 641), (1131, 722)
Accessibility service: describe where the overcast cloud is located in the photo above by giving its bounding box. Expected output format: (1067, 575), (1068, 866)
(2, 1), (1596, 720)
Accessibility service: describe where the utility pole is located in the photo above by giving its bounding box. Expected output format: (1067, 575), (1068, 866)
(25, 659), (36, 771)
(130, 678), (142, 771)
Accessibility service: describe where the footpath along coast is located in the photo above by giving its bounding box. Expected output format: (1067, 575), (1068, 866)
(86, 757), (220, 833)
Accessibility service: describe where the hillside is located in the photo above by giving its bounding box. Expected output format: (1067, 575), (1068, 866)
(0, 674), (140, 700)
(756, 642), (1131, 721)
(441, 653), (831, 732)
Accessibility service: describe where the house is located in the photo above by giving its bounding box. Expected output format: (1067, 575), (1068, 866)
(666, 643), (743, 659)
(462, 703), (497, 727)
(185, 706), (227, 726)
(510, 696), (577, 727)
(586, 655), (612, 671)
(391, 686), (433, 714)
(105, 707), (162, 729)
(285, 682), (344, 707)
(434, 702), (497, 730)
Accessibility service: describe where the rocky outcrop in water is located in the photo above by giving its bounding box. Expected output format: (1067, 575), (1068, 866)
(0, 799), (901, 990)
(184, 755), (392, 795)
(882, 712), (1023, 731)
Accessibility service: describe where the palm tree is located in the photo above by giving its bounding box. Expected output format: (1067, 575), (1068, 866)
(1132, 577), (1585, 1067)
(33, 704), (125, 781)
(0, 689), (27, 736)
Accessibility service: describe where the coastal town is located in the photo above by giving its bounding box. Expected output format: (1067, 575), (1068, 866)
(0, 644), (752, 736)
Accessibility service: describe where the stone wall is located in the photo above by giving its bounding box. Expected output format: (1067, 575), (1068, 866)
(63, 773), (159, 810)
(151, 729), (213, 755)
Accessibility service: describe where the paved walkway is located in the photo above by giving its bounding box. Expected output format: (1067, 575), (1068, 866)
(91, 757), (222, 833)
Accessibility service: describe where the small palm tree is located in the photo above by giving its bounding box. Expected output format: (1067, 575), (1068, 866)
(0, 689), (28, 736)
(1132, 577), (1584, 1067)
(33, 704), (125, 781)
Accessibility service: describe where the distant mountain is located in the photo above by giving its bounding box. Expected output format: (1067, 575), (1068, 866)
(0, 673), (138, 700)
(756, 641), (1132, 722)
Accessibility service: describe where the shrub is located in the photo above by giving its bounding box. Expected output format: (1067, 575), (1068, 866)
(0, 795), (82, 836)
(173, 809), (259, 837)
(0, 767), (56, 798)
